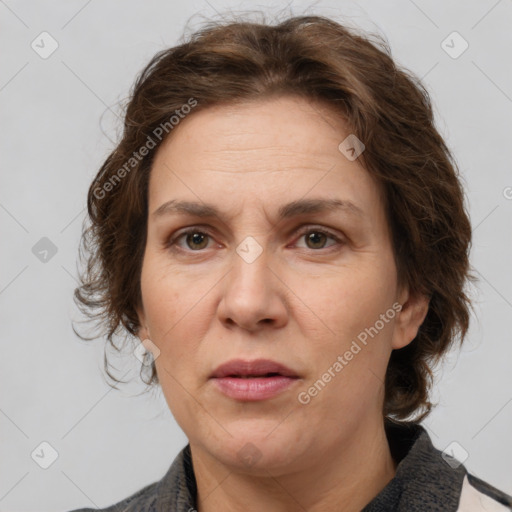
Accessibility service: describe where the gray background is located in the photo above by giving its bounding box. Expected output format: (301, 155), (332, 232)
(1, 0), (511, 510)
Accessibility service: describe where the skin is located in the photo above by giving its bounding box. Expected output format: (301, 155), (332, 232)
(136, 95), (430, 512)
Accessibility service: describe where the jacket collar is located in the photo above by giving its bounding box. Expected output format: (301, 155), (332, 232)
(152, 419), (466, 511)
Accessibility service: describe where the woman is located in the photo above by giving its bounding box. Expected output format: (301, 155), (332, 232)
(70, 14), (512, 512)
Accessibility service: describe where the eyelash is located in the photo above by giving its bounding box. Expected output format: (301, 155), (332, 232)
(165, 225), (344, 254)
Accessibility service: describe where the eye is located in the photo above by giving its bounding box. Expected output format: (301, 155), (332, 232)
(167, 228), (214, 251)
(294, 227), (342, 250)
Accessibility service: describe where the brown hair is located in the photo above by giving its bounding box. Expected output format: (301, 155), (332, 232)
(74, 13), (476, 421)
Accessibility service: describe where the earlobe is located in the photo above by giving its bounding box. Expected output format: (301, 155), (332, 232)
(138, 326), (150, 341)
(135, 307), (149, 341)
(391, 291), (430, 350)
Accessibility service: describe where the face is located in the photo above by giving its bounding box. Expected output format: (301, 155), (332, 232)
(137, 95), (428, 475)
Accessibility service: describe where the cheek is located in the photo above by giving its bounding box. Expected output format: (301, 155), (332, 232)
(141, 263), (192, 354)
(141, 262), (217, 389)
(295, 261), (396, 341)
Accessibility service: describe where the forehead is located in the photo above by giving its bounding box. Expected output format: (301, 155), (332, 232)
(156, 95), (347, 161)
(148, 95), (386, 224)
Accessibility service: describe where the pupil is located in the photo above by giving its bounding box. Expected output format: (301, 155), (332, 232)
(308, 232), (325, 248)
(188, 233), (207, 249)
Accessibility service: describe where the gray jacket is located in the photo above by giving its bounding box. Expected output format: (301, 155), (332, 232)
(68, 420), (512, 511)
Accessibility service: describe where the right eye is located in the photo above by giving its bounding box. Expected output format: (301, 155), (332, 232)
(165, 228), (215, 252)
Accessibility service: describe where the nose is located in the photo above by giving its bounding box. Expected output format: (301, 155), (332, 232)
(218, 243), (289, 332)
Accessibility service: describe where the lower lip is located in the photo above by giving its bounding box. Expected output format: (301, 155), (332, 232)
(211, 376), (298, 401)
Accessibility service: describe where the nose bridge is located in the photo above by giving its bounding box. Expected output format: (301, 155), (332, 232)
(219, 236), (285, 330)
(229, 236), (271, 305)
(237, 235), (268, 276)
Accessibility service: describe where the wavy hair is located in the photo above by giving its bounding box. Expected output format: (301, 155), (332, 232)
(74, 13), (476, 421)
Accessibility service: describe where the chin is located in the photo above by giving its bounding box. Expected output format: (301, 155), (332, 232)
(203, 427), (304, 474)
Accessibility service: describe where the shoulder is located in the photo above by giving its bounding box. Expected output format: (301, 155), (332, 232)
(66, 444), (197, 512)
(379, 420), (512, 511)
(67, 479), (160, 512)
(457, 472), (512, 511)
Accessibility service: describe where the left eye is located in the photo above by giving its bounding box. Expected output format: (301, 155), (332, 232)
(294, 228), (340, 250)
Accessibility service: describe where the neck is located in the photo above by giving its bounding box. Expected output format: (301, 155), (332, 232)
(190, 417), (397, 512)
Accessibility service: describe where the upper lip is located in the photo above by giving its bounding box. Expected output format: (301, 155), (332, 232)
(210, 358), (299, 378)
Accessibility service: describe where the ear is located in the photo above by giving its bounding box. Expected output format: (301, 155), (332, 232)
(391, 286), (430, 350)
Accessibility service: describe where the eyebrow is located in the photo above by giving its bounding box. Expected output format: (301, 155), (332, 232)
(152, 198), (365, 222)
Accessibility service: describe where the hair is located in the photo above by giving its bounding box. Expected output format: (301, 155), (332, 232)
(74, 13), (476, 422)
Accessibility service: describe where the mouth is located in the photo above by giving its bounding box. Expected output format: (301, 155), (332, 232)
(209, 358), (300, 379)
(226, 373), (284, 379)
(209, 359), (300, 401)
